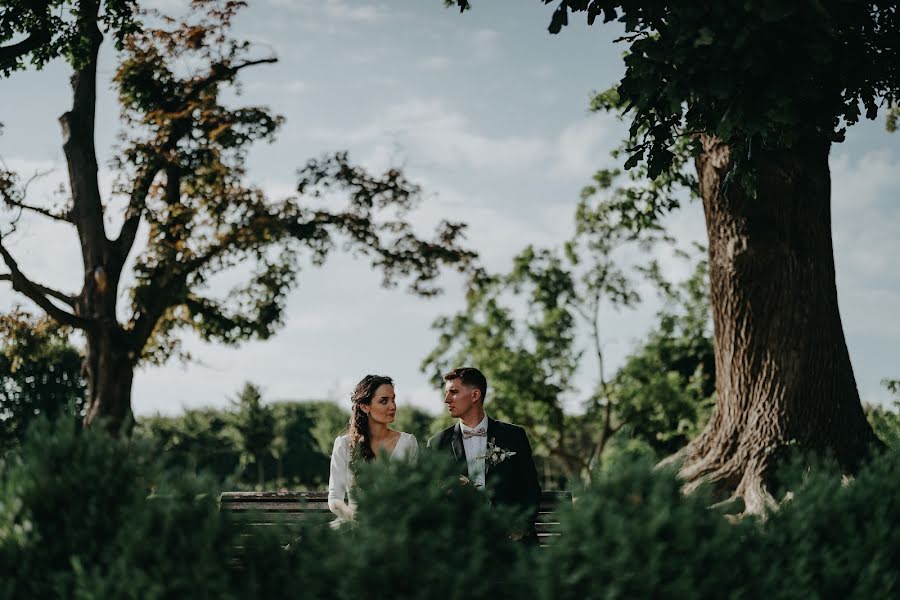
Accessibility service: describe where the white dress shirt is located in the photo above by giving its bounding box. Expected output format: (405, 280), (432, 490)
(460, 414), (489, 488)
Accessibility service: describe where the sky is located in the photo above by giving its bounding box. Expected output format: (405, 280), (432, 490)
(1, 0), (898, 418)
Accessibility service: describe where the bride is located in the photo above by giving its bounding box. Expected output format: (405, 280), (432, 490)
(327, 374), (418, 524)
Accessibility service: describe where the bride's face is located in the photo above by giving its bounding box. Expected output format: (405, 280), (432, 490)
(362, 383), (397, 425)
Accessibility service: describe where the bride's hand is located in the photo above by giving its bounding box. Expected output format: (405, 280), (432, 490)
(332, 499), (356, 522)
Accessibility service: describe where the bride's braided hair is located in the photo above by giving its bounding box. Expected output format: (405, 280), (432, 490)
(347, 374), (393, 468)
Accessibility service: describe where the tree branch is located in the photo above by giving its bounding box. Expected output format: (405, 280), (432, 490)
(0, 166), (70, 222)
(113, 58), (277, 264)
(3, 197), (72, 223)
(180, 57), (277, 109)
(113, 160), (164, 265)
(59, 1), (109, 269)
(0, 240), (91, 329)
(0, 273), (77, 307)
(0, 29), (51, 65)
(0, 1), (53, 67)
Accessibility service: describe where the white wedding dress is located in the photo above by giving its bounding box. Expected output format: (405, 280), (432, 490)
(327, 431), (419, 524)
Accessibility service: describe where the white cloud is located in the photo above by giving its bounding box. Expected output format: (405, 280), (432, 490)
(269, 0), (385, 23)
(550, 113), (618, 178)
(832, 150), (900, 288)
(469, 28), (500, 59)
(245, 78), (308, 96)
(312, 97), (552, 170)
(417, 56), (453, 71)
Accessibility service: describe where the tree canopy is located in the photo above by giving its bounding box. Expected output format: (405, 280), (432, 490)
(450, 1), (900, 179)
(0, 0), (477, 430)
(0, 0), (138, 75)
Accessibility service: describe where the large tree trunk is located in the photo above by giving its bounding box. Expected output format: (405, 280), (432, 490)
(82, 325), (135, 434)
(57, 2), (136, 434)
(672, 134), (880, 514)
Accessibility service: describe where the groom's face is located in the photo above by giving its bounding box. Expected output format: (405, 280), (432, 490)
(444, 378), (480, 419)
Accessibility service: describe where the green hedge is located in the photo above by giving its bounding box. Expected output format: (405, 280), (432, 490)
(1, 418), (898, 599)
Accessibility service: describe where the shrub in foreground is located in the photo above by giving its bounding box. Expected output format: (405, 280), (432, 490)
(540, 456), (764, 600)
(0, 418), (241, 599)
(2, 417), (898, 599)
(761, 445), (900, 599)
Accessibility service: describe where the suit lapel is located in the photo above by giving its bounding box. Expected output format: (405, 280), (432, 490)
(450, 424), (466, 464)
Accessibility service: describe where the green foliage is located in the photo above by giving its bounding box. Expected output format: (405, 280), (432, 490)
(609, 255), (715, 455)
(134, 399), (347, 489)
(114, 4), (473, 367)
(888, 103), (900, 133)
(229, 382), (275, 487)
(391, 405), (436, 444)
(0, 0), (139, 75)
(0, 417), (238, 598)
(864, 380), (900, 446)
(537, 1), (900, 178)
(3, 416), (900, 598)
(423, 168), (681, 481)
(762, 447), (900, 598)
(268, 401), (332, 487)
(543, 457), (762, 599)
(307, 400), (350, 457)
(0, 310), (85, 450)
(883, 377), (900, 398)
(134, 408), (239, 481)
(2, 1), (477, 433)
(339, 452), (532, 599)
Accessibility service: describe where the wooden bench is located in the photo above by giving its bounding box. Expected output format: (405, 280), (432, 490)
(220, 490), (572, 546)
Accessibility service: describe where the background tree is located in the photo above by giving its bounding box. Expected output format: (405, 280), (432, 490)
(865, 379), (900, 446)
(392, 405), (437, 445)
(307, 400), (350, 458)
(134, 399), (343, 489)
(423, 168), (693, 483)
(450, 0), (897, 512)
(0, 0), (475, 435)
(229, 381), (274, 488)
(0, 309), (86, 450)
(135, 408), (238, 479)
(609, 256), (715, 457)
(268, 401), (331, 488)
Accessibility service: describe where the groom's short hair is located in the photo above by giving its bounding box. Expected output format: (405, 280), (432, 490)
(443, 367), (487, 402)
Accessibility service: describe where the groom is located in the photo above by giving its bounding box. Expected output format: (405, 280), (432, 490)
(427, 367), (542, 543)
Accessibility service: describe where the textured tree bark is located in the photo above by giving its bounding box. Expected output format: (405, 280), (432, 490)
(57, 3), (135, 433)
(82, 326), (135, 434)
(671, 134), (880, 514)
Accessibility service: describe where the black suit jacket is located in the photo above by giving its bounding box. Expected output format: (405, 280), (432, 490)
(427, 417), (542, 541)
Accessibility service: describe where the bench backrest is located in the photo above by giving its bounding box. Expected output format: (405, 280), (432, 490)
(220, 490), (571, 545)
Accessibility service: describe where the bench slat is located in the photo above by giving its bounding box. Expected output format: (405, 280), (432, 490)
(220, 490), (571, 547)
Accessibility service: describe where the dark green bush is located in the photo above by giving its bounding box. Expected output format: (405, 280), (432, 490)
(333, 452), (533, 600)
(761, 445), (900, 599)
(0, 418), (244, 599)
(541, 456), (764, 600)
(2, 417), (898, 599)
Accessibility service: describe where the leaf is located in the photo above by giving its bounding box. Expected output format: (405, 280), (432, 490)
(694, 28), (714, 47)
(623, 149), (643, 170)
(548, 4), (569, 34)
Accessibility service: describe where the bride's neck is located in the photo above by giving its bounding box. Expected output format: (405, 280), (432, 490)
(368, 421), (391, 441)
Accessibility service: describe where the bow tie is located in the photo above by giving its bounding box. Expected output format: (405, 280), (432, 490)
(462, 427), (486, 439)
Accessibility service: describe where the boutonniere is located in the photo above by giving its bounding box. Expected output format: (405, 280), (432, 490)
(479, 437), (516, 467)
